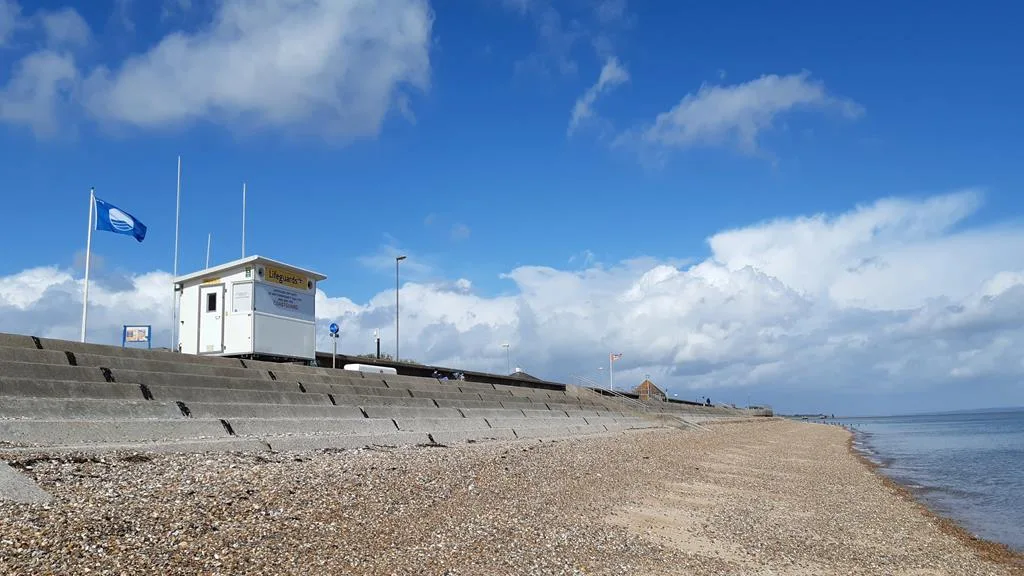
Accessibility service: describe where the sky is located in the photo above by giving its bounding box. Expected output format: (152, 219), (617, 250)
(1, 0), (1023, 416)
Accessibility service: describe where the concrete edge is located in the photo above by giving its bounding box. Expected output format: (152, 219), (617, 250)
(0, 462), (51, 503)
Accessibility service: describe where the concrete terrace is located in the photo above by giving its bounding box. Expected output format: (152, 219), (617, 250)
(0, 332), (757, 457)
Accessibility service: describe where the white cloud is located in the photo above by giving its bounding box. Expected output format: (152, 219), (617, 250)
(3, 191), (1023, 414)
(356, 244), (434, 279)
(621, 71), (863, 154)
(0, 0), (20, 45)
(568, 56), (628, 135)
(0, 0), (433, 139)
(39, 7), (90, 48)
(81, 0), (432, 136)
(0, 49), (78, 136)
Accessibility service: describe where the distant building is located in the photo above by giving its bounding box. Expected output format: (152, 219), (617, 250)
(633, 378), (666, 401)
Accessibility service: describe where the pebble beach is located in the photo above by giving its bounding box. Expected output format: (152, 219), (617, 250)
(1, 419), (1020, 575)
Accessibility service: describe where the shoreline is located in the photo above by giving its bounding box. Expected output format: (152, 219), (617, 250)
(844, 430), (1024, 570)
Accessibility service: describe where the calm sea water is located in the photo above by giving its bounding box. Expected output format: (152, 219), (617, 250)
(833, 408), (1024, 552)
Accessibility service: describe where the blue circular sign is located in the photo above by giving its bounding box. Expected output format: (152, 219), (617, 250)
(329, 323), (339, 334)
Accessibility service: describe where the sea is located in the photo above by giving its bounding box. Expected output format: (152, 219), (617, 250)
(832, 408), (1024, 553)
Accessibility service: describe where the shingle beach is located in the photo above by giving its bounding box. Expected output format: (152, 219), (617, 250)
(1, 419), (1020, 575)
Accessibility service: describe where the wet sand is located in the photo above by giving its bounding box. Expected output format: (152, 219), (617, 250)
(1, 419), (1020, 575)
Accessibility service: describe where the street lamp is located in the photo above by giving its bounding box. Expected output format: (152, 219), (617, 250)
(502, 343), (510, 374)
(395, 255), (406, 362)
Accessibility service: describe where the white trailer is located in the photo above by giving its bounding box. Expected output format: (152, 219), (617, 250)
(173, 255), (326, 362)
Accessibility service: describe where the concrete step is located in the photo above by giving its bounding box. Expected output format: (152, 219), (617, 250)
(408, 390), (480, 402)
(0, 361), (107, 382)
(0, 346), (70, 365)
(183, 403), (364, 420)
(35, 337), (244, 367)
(227, 417), (397, 437)
(382, 375), (440, 388)
(363, 406), (461, 420)
(261, 371), (346, 385)
(337, 386), (411, 398)
(510, 425), (574, 439)
(455, 382), (499, 393)
(347, 396), (436, 409)
(0, 378), (146, 400)
(435, 399), (514, 409)
(146, 385), (330, 406)
(486, 416), (590, 430)
(108, 369), (293, 391)
(72, 352), (268, 381)
(394, 417), (491, 433)
(499, 399), (540, 410)
(458, 408), (527, 419)
(0, 397), (184, 420)
(476, 391), (514, 401)
(0, 333), (38, 350)
(545, 403), (589, 412)
(0, 419), (230, 446)
(293, 380), (387, 395)
(522, 409), (569, 418)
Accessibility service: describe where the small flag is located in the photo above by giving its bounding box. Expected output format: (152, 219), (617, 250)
(94, 197), (147, 242)
(610, 353), (622, 361)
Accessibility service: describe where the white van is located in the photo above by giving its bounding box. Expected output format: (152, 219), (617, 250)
(343, 363), (398, 375)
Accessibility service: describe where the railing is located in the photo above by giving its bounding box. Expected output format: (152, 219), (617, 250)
(571, 375), (650, 413)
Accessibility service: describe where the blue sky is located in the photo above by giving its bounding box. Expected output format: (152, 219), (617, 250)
(2, 0), (1023, 415)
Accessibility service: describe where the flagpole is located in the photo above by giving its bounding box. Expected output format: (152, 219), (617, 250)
(241, 181), (246, 257)
(206, 233), (212, 268)
(172, 155), (181, 350)
(80, 188), (95, 343)
(609, 353), (613, 392)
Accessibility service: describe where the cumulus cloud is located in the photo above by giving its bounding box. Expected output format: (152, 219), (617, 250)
(0, 49), (79, 136)
(39, 7), (90, 48)
(568, 56), (628, 135)
(81, 0), (432, 136)
(619, 71), (863, 154)
(3, 191), (1023, 414)
(0, 2), (85, 136)
(0, 0), (20, 45)
(0, 0), (434, 139)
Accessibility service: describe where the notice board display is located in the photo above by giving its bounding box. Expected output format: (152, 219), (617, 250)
(253, 282), (314, 321)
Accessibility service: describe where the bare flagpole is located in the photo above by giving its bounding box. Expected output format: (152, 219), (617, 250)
(80, 188), (96, 343)
(206, 233), (212, 268)
(241, 181), (246, 257)
(172, 155), (181, 350)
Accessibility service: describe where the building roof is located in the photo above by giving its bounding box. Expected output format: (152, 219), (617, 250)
(634, 378), (665, 395)
(173, 255), (327, 285)
(508, 370), (543, 382)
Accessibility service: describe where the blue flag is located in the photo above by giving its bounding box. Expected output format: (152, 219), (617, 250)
(94, 197), (147, 242)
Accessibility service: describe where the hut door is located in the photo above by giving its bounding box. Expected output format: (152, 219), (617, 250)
(199, 284), (224, 353)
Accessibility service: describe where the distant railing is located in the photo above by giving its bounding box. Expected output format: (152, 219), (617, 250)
(571, 375), (650, 413)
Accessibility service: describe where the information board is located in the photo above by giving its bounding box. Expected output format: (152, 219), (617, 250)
(253, 282), (314, 321)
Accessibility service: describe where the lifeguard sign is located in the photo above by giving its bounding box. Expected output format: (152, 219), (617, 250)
(122, 325), (152, 349)
(173, 255), (326, 362)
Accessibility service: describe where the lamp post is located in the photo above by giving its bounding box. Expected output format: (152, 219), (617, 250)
(395, 255), (406, 362)
(502, 343), (510, 374)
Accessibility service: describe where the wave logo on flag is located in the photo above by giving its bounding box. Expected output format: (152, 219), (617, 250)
(95, 197), (147, 242)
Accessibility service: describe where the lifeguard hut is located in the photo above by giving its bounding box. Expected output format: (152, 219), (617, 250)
(173, 255), (326, 362)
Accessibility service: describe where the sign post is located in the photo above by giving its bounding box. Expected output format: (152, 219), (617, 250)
(122, 325), (152, 349)
(329, 322), (340, 368)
